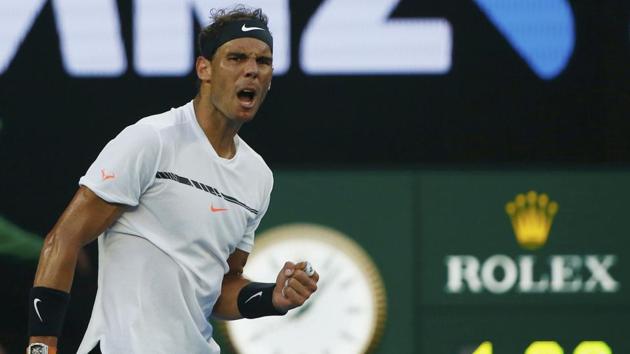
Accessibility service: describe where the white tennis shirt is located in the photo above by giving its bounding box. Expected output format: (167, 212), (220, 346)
(76, 101), (273, 354)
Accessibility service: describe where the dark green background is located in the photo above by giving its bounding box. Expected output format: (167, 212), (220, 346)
(214, 170), (629, 354)
(418, 171), (629, 307)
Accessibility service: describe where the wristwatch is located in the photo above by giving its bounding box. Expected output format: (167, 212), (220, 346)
(27, 343), (56, 354)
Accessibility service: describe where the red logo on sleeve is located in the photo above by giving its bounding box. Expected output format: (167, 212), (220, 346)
(101, 169), (116, 181)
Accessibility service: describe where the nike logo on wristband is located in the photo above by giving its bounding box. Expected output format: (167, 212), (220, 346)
(245, 291), (263, 304)
(33, 298), (44, 322)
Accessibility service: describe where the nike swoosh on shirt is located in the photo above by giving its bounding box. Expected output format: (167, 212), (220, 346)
(210, 205), (228, 213)
(34, 298), (44, 322)
(241, 24), (264, 32)
(245, 291), (263, 304)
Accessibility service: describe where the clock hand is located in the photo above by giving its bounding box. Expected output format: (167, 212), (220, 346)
(289, 295), (314, 320)
(248, 267), (340, 339)
(289, 266), (342, 320)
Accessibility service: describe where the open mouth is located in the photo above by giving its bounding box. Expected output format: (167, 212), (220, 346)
(237, 89), (257, 108)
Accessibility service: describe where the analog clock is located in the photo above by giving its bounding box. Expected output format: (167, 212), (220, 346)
(221, 223), (387, 354)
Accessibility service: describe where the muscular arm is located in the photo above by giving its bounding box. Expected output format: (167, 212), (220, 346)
(29, 186), (126, 346)
(212, 249), (320, 321)
(212, 249), (250, 320)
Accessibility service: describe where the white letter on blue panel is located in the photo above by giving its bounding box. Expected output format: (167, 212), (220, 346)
(0, 0), (47, 74)
(53, 0), (126, 76)
(301, 0), (452, 75)
(134, 0), (192, 76)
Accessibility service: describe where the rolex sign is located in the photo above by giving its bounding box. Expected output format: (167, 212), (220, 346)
(445, 191), (619, 295)
(414, 172), (628, 308)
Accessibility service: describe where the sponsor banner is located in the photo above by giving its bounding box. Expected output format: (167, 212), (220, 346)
(416, 171), (630, 306)
(0, 0), (578, 78)
(208, 170), (630, 353)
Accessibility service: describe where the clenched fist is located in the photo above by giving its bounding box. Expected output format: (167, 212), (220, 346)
(272, 261), (319, 312)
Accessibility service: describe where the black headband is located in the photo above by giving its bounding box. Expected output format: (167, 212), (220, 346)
(202, 19), (273, 58)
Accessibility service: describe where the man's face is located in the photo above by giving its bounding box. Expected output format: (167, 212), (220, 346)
(208, 37), (273, 123)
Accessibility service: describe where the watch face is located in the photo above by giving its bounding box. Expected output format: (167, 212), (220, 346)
(222, 224), (387, 354)
(28, 343), (47, 354)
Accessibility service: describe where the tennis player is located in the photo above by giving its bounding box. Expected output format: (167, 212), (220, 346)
(26, 7), (318, 354)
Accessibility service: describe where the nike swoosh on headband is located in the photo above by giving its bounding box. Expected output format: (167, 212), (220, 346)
(241, 24), (265, 32)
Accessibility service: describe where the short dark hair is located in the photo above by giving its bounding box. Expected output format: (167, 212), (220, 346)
(198, 6), (269, 59)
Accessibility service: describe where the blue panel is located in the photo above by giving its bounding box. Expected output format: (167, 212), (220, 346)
(473, 0), (575, 79)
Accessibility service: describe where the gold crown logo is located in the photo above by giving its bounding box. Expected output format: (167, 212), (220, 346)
(505, 191), (558, 250)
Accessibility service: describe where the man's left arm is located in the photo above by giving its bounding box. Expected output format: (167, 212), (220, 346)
(212, 249), (319, 320)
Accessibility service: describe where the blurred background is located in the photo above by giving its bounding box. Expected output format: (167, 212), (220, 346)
(1, 0), (629, 353)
